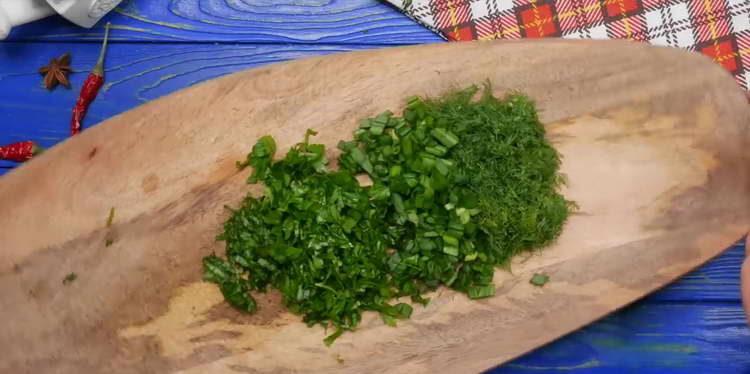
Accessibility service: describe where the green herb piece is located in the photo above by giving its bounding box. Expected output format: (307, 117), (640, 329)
(530, 273), (550, 287)
(203, 255), (257, 312)
(106, 207), (115, 227)
(348, 147), (374, 175)
(220, 278), (256, 312)
(104, 207), (116, 246)
(62, 272), (77, 285)
(203, 255), (236, 284)
(468, 285), (495, 299)
(431, 128), (459, 148)
(240, 135), (277, 182)
(324, 328), (345, 347)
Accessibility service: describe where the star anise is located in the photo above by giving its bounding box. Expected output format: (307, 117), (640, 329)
(39, 53), (72, 90)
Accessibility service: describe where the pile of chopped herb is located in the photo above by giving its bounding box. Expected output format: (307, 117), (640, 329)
(203, 85), (572, 344)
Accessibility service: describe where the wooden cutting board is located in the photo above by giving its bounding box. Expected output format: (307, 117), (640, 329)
(1, 40), (748, 374)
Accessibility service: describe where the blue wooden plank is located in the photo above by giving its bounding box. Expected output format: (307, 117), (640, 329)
(646, 242), (746, 302)
(494, 302), (750, 373)
(5, 0), (441, 45)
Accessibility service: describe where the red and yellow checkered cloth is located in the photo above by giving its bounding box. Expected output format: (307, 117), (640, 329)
(387, 0), (750, 90)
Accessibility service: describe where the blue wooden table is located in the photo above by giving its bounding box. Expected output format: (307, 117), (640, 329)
(1, 1), (748, 372)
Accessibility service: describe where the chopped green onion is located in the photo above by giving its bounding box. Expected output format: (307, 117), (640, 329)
(431, 128), (459, 148)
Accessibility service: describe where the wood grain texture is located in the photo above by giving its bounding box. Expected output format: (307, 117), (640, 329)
(0, 40), (749, 373)
(5, 0), (441, 44)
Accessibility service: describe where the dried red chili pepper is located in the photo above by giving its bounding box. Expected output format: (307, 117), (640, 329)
(0, 141), (43, 162)
(71, 23), (111, 136)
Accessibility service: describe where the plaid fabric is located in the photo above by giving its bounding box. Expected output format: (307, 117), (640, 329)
(387, 0), (750, 90)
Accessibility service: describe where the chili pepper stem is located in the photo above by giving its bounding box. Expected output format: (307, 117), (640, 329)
(92, 22), (111, 77)
(31, 143), (45, 156)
